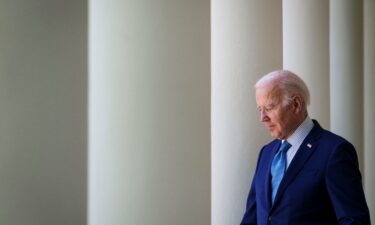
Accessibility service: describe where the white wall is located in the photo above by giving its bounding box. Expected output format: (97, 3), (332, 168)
(211, 1), (282, 224)
(88, 0), (211, 225)
(0, 0), (87, 224)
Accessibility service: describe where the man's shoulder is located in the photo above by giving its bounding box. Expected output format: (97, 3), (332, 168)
(314, 124), (351, 145)
(308, 122), (352, 147)
(317, 129), (356, 154)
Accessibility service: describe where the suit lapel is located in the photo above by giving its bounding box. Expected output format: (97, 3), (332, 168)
(271, 121), (323, 209)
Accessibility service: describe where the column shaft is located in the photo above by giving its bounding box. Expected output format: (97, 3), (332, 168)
(88, 1), (211, 225)
(330, 0), (364, 170)
(364, 0), (375, 220)
(211, 1), (282, 224)
(0, 0), (87, 224)
(283, 0), (330, 128)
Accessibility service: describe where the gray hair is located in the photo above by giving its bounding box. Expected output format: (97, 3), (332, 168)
(255, 70), (310, 107)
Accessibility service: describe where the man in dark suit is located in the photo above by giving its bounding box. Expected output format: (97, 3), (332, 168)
(240, 70), (371, 225)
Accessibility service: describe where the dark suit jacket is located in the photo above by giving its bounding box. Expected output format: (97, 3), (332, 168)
(240, 120), (371, 225)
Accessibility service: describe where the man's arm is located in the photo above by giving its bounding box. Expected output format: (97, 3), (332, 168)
(325, 141), (371, 225)
(240, 178), (257, 225)
(240, 147), (267, 225)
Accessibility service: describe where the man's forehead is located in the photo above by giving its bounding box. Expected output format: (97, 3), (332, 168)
(256, 87), (282, 105)
(256, 85), (282, 98)
(256, 98), (277, 107)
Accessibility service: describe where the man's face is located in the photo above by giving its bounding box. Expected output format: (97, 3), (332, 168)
(256, 85), (297, 140)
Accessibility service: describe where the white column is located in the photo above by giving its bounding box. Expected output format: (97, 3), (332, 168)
(211, 1), (282, 225)
(330, 0), (364, 169)
(88, 1), (210, 225)
(364, 0), (375, 220)
(283, 0), (330, 129)
(0, 0), (87, 224)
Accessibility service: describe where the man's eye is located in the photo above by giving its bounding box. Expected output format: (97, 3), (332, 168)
(258, 106), (274, 113)
(264, 107), (273, 112)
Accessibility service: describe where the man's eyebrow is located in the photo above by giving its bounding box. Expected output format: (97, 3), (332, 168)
(258, 102), (275, 107)
(257, 103), (275, 110)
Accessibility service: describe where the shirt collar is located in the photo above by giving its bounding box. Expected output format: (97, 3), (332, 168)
(284, 116), (314, 147)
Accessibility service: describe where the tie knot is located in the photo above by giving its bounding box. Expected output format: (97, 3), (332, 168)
(279, 141), (291, 153)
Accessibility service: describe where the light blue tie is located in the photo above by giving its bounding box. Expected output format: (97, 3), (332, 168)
(271, 141), (292, 203)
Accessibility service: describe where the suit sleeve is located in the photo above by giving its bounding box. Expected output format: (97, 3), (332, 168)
(240, 176), (257, 225)
(240, 147), (265, 225)
(325, 141), (371, 225)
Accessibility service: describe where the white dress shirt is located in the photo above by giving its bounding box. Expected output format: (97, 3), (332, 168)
(284, 116), (314, 168)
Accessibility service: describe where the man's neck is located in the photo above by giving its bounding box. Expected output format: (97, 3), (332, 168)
(284, 113), (309, 140)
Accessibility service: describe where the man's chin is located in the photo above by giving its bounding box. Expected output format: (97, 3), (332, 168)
(269, 132), (282, 139)
(269, 133), (278, 139)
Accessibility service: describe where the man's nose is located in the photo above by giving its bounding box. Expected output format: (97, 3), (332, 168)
(260, 111), (268, 122)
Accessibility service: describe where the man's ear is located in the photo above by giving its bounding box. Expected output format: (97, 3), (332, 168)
(292, 95), (303, 113)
